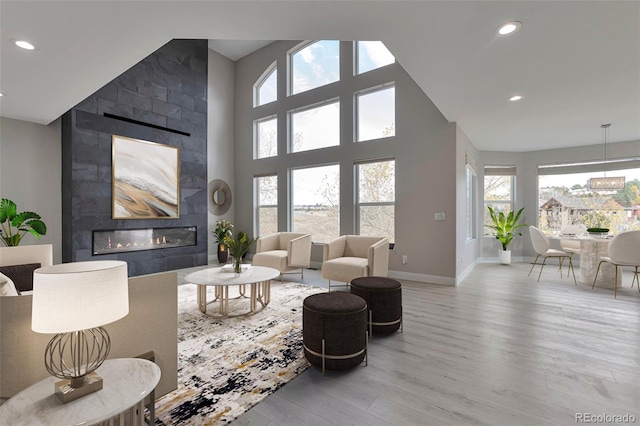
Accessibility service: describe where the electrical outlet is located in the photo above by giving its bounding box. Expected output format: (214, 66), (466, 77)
(402, 255), (408, 264)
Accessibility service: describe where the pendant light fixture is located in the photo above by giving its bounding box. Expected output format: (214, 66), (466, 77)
(588, 124), (625, 190)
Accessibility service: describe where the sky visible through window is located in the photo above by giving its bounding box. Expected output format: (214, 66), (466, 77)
(357, 41), (395, 74)
(257, 68), (277, 106)
(291, 40), (340, 95)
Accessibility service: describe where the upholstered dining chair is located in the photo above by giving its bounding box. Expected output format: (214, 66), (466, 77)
(592, 230), (640, 298)
(252, 232), (312, 281)
(529, 226), (576, 284)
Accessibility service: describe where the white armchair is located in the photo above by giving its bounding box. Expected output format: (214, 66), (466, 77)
(321, 235), (389, 292)
(252, 232), (312, 281)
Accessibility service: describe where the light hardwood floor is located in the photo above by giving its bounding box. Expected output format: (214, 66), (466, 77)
(222, 262), (640, 426)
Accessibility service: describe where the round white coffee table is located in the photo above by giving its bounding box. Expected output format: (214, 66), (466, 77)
(184, 265), (280, 317)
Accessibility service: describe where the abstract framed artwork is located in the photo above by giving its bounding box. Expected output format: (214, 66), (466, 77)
(112, 135), (180, 219)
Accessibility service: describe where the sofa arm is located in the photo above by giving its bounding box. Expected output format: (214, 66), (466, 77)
(323, 236), (347, 261)
(288, 234), (312, 268)
(256, 233), (280, 253)
(368, 237), (389, 277)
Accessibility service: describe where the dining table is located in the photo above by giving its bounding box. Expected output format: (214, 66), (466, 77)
(555, 233), (621, 288)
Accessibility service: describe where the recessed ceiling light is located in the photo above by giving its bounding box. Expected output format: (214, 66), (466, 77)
(497, 21), (522, 36)
(15, 40), (35, 50)
(509, 95), (523, 101)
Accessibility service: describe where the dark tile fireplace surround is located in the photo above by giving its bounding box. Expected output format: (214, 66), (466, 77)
(61, 39), (209, 276)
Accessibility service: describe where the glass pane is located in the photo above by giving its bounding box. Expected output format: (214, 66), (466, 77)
(357, 41), (395, 74)
(537, 168), (640, 233)
(256, 118), (277, 159)
(484, 175), (513, 228)
(291, 40), (340, 95)
(358, 160), (395, 203)
(258, 207), (278, 237)
(359, 205), (394, 242)
(257, 68), (277, 106)
(357, 86), (395, 142)
(292, 165), (340, 243)
(257, 175), (278, 205)
(466, 165), (474, 240)
(291, 102), (340, 152)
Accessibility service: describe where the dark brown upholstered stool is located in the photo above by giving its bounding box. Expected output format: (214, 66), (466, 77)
(303, 292), (368, 374)
(350, 276), (402, 335)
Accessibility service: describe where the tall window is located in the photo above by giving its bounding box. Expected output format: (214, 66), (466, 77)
(290, 100), (340, 153)
(254, 64), (277, 107)
(291, 165), (340, 243)
(484, 166), (516, 229)
(466, 165), (476, 240)
(537, 160), (640, 233)
(356, 85), (395, 142)
(356, 159), (395, 242)
(255, 175), (278, 237)
(356, 41), (395, 75)
(255, 116), (277, 159)
(290, 40), (340, 95)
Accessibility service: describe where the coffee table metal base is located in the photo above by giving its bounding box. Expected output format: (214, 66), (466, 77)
(196, 280), (271, 318)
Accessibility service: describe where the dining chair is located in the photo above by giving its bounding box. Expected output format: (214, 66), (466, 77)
(592, 230), (640, 298)
(528, 226), (576, 284)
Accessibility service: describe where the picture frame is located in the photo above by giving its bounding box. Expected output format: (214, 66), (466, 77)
(112, 135), (180, 219)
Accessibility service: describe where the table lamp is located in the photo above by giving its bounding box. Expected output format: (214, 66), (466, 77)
(31, 260), (129, 403)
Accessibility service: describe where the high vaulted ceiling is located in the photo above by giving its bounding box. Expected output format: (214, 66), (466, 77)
(1, 1), (638, 152)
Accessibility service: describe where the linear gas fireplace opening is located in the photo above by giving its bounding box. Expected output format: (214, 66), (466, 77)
(93, 226), (197, 255)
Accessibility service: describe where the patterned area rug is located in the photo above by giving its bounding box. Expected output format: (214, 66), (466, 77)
(155, 281), (324, 425)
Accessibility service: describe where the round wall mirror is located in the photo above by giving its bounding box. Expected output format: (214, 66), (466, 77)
(208, 179), (232, 215)
(213, 189), (226, 205)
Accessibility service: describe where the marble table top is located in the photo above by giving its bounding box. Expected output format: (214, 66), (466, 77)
(0, 358), (160, 425)
(185, 265), (280, 286)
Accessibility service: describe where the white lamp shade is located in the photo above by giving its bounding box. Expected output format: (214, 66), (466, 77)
(32, 261), (129, 333)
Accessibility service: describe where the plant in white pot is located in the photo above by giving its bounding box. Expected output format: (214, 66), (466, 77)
(485, 206), (526, 264)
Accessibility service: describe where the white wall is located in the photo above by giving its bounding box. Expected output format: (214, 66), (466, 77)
(0, 117), (62, 263)
(233, 41), (458, 284)
(455, 124), (480, 282)
(207, 49), (236, 261)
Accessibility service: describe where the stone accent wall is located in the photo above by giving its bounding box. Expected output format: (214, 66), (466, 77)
(61, 39), (208, 276)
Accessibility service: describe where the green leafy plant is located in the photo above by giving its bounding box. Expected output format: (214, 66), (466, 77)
(213, 219), (233, 244)
(0, 198), (47, 247)
(224, 231), (255, 260)
(485, 206), (526, 251)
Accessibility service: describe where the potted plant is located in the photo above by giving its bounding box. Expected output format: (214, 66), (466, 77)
(485, 206), (526, 264)
(0, 198), (47, 247)
(213, 219), (233, 264)
(224, 231), (256, 273)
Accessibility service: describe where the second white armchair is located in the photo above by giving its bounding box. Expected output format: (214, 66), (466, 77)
(321, 235), (389, 292)
(252, 232), (312, 281)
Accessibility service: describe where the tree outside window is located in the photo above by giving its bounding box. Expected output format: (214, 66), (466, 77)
(356, 159), (395, 242)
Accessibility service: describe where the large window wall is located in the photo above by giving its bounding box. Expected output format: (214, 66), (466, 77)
(251, 40), (397, 243)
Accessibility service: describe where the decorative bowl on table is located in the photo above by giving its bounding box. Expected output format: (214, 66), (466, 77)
(587, 227), (609, 238)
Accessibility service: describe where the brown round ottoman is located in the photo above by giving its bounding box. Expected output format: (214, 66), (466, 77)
(350, 276), (403, 335)
(303, 292), (368, 374)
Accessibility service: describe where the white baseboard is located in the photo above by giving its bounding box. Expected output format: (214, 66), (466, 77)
(388, 270), (455, 286)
